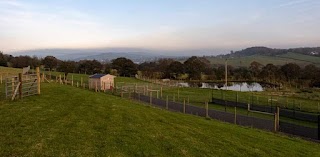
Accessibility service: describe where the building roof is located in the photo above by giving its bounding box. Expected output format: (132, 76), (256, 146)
(89, 74), (116, 79)
(89, 74), (106, 78)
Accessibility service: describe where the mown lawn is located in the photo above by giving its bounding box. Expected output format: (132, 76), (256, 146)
(0, 83), (319, 156)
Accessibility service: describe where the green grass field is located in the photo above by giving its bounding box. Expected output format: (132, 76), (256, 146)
(278, 52), (320, 65)
(0, 83), (319, 156)
(159, 87), (320, 113)
(207, 53), (320, 67)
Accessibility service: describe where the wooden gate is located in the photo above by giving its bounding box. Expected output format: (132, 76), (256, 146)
(5, 68), (40, 100)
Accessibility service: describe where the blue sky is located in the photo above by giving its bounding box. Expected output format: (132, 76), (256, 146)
(1, 0), (320, 54)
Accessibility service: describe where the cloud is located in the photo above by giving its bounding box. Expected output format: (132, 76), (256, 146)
(276, 0), (311, 8)
(0, 1), (116, 52)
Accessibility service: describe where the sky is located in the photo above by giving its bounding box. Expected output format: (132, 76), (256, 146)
(1, 0), (320, 54)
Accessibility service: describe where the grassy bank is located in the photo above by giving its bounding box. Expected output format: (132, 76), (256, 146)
(0, 83), (319, 156)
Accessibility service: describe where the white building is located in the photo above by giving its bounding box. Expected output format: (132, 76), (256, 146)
(88, 74), (116, 90)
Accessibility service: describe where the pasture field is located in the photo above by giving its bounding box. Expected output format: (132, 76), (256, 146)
(1, 67), (319, 112)
(0, 66), (22, 74)
(278, 52), (320, 65)
(0, 83), (319, 156)
(160, 87), (320, 113)
(206, 53), (320, 67)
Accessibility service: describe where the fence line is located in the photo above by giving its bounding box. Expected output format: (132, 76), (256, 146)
(41, 74), (320, 141)
(131, 93), (319, 141)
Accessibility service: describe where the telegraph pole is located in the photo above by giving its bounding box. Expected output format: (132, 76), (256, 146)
(225, 59), (228, 90)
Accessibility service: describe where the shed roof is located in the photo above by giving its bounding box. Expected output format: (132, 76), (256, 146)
(89, 74), (106, 78)
(89, 74), (116, 79)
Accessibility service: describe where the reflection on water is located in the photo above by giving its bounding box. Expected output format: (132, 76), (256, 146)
(179, 82), (264, 92)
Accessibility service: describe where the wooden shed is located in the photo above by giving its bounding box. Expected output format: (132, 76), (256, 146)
(88, 74), (116, 90)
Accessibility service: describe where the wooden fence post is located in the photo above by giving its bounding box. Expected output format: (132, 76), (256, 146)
(19, 73), (22, 99)
(234, 106), (237, 124)
(59, 75), (62, 84)
(206, 102), (209, 118)
(178, 88), (180, 101)
(95, 81), (98, 92)
(11, 77), (14, 96)
(318, 115), (320, 140)
(247, 103), (250, 116)
(274, 113), (277, 132)
(166, 95), (168, 110)
(277, 106), (280, 131)
(138, 92), (141, 101)
(183, 98), (186, 114)
(146, 85), (148, 95)
(36, 67), (40, 95)
(77, 82), (79, 87)
(150, 92), (152, 105)
(72, 75), (74, 86)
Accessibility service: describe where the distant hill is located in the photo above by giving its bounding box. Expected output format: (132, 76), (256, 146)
(222, 46), (320, 58)
(10, 48), (190, 63)
(73, 52), (175, 63)
(206, 46), (320, 67)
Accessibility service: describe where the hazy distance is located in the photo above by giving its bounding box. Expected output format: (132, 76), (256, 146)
(1, 0), (320, 55)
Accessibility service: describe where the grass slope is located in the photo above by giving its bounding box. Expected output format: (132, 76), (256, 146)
(0, 66), (22, 74)
(207, 53), (320, 67)
(278, 52), (320, 65)
(0, 83), (319, 156)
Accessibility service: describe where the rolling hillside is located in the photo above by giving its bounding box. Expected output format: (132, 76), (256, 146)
(0, 83), (319, 156)
(207, 52), (320, 67)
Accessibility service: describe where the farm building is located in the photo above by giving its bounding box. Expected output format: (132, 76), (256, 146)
(88, 74), (116, 90)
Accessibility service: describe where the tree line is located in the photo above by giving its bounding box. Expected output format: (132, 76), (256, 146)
(1, 51), (320, 87)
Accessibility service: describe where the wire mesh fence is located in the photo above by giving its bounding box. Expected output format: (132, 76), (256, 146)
(132, 93), (319, 141)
